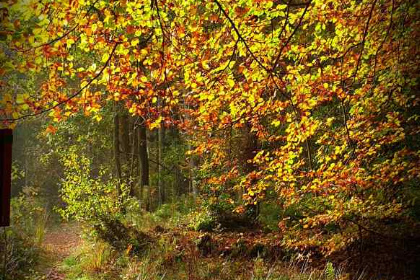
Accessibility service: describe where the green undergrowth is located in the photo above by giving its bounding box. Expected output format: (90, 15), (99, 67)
(0, 188), (48, 280)
(60, 240), (346, 280)
(56, 201), (350, 280)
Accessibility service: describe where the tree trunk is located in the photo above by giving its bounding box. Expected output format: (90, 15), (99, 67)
(158, 125), (164, 205)
(138, 122), (149, 209)
(130, 119), (138, 197)
(113, 108), (122, 196)
(121, 114), (130, 163)
(188, 145), (197, 199)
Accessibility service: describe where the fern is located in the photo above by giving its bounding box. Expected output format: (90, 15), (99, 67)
(325, 262), (335, 280)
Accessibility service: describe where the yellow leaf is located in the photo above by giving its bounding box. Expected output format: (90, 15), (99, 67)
(16, 94), (25, 104)
(101, 53), (110, 63)
(150, 116), (162, 129)
(131, 38), (139, 47)
(227, 78), (235, 88)
(33, 28), (42, 35)
(66, 38), (75, 48)
(202, 61), (210, 70)
(272, 120), (281, 127)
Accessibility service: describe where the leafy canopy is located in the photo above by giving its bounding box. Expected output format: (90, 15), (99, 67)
(1, 0), (419, 251)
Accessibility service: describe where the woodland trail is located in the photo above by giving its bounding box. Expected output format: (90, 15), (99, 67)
(39, 223), (82, 280)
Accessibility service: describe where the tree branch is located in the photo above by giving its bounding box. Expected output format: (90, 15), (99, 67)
(18, 0), (100, 53)
(272, 0), (311, 72)
(1, 42), (120, 122)
(278, 0), (311, 7)
(213, 0), (270, 73)
(352, 0), (378, 83)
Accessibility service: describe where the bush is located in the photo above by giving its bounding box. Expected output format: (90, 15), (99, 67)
(188, 209), (216, 231)
(258, 201), (282, 231)
(56, 149), (151, 253)
(0, 188), (47, 279)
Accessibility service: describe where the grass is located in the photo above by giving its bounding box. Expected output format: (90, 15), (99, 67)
(22, 200), (368, 280)
(62, 250), (348, 280)
(59, 241), (118, 280)
(54, 206), (352, 280)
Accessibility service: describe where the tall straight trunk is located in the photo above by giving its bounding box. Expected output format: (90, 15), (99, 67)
(113, 107), (122, 195)
(130, 119), (138, 197)
(184, 103), (197, 199)
(188, 144), (197, 199)
(121, 114), (130, 163)
(138, 122), (149, 209)
(24, 122), (28, 190)
(158, 125), (164, 205)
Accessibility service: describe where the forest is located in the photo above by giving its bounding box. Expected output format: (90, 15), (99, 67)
(0, 0), (419, 279)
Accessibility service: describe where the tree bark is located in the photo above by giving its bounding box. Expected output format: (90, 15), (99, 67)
(130, 118), (138, 197)
(121, 113), (130, 163)
(188, 145), (198, 199)
(138, 122), (149, 209)
(113, 108), (122, 196)
(157, 127), (164, 205)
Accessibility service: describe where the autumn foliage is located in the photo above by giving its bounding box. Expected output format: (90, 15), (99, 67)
(1, 0), (419, 255)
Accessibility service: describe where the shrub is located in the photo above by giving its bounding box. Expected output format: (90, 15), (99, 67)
(56, 149), (151, 253)
(0, 188), (47, 279)
(188, 209), (216, 232)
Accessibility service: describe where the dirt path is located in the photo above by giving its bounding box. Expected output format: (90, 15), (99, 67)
(40, 223), (82, 280)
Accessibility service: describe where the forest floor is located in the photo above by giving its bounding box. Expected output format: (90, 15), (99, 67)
(37, 223), (82, 280)
(29, 221), (420, 280)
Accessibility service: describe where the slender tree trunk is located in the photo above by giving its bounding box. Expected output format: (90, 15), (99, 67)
(121, 114), (130, 163)
(113, 107), (122, 196)
(24, 122), (28, 190)
(158, 125), (164, 205)
(186, 106), (197, 198)
(130, 119), (138, 197)
(138, 122), (149, 209)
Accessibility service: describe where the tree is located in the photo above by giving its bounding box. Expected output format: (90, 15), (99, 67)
(1, 0), (419, 252)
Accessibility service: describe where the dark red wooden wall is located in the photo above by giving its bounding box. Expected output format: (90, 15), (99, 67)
(0, 129), (12, 227)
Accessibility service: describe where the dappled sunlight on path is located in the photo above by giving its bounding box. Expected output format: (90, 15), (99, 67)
(40, 223), (82, 280)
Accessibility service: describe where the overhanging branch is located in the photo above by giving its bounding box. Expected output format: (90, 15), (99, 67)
(1, 42), (120, 122)
(213, 0), (270, 73)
